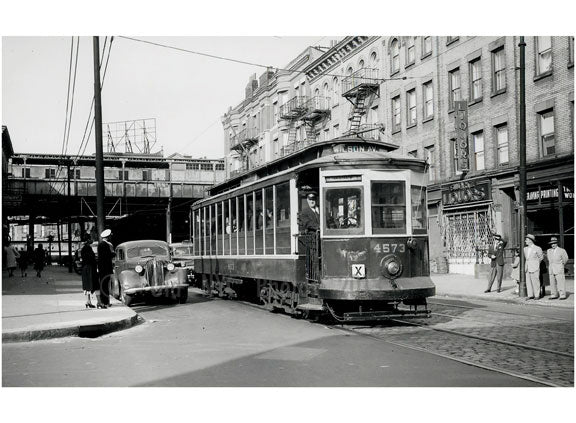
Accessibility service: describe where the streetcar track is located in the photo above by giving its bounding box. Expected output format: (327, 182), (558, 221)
(428, 300), (574, 323)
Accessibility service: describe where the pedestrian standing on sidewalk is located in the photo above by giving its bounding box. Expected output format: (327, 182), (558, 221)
(485, 234), (507, 293)
(33, 244), (46, 279)
(81, 235), (98, 308)
(97, 229), (115, 308)
(524, 234), (543, 299)
(510, 249), (520, 294)
(17, 247), (28, 277)
(4, 241), (20, 277)
(547, 236), (569, 300)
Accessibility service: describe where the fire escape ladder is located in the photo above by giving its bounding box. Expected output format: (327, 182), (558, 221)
(349, 88), (368, 134)
(304, 122), (316, 144)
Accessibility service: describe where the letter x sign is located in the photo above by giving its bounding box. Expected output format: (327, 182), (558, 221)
(352, 264), (366, 279)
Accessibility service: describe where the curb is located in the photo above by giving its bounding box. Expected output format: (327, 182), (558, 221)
(2, 314), (142, 343)
(434, 292), (574, 309)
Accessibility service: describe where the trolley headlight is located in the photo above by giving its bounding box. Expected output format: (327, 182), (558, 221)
(380, 254), (403, 279)
(166, 263), (175, 272)
(134, 265), (143, 274)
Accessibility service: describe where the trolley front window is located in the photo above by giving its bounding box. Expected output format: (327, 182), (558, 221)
(411, 186), (427, 234)
(371, 181), (406, 234)
(324, 187), (364, 235)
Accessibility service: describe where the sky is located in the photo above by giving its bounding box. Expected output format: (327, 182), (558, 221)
(2, 36), (332, 159)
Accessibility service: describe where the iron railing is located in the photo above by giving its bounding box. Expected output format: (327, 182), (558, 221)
(279, 96), (308, 119)
(299, 232), (320, 283)
(306, 96), (331, 112)
(341, 68), (380, 95)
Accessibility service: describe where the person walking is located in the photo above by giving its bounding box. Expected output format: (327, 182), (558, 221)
(17, 247), (28, 277)
(81, 235), (98, 308)
(524, 234), (544, 299)
(4, 241), (20, 277)
(485, 234), (507, 293)
(97, 229), (115, 308)
(33, 244), (46, 279)
(547, 236), (570, 300)
(510, 249), (520, 294)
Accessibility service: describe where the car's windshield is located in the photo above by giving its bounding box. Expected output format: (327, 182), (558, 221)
(173, 246), (193, 256)
(126, 244), (169, 259)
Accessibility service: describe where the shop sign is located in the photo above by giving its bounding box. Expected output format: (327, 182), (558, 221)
(527, 185), (574, 202)
(453, 101), (469, 172)
(442, 180), (491, 207)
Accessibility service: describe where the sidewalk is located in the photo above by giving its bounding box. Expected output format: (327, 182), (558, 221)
(2, 266), (139, 343)
(431, 272), (574, 309)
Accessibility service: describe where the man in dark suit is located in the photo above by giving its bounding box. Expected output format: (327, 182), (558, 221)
(97, 229), (115, 308)
(298, 192), (320, 233)
(485, 234), (507, 293)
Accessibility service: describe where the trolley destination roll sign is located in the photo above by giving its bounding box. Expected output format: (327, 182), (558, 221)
(454, 100), (469, 172)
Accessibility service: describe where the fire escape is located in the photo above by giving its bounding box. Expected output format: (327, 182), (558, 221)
(341, 68), (380, 137)
(279, 96), (330, 156)
(230, 126), (259, 176)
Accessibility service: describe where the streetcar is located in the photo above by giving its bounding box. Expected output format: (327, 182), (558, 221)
(190, 138), (435, 322)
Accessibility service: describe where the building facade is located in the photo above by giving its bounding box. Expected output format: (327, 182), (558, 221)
(222, 36), (574, 275)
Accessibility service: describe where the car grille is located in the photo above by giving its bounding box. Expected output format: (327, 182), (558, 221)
(144, 259), (166, 287)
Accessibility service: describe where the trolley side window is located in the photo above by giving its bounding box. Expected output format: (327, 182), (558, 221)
(230, 199), (237, 255)
(216, 202), (223, 255)
(371, 181), (406, 234)
(238, 195), (246, 255)
(255, 189), (264, 254)
(210, 204), (216, 255)
(324, 187), (364, 235)
(265, 186), (274, 254)
(275, 182), (291, 254)
(246, 192), (255, 255)
(411, 186), (427, 234)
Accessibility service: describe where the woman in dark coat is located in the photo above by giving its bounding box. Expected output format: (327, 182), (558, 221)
(33, 244), (46, 278)
(81, 236), (98, 308)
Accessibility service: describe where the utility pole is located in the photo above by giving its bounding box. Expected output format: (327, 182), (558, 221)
(93, 36), (106, 239)
(67, 161), (73, 273)
(518, 36), (527, 297)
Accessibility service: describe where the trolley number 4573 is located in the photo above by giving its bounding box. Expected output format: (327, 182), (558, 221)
(373, 243), (406, 254)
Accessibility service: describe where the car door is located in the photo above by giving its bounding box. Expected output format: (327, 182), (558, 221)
(112, 247), (125, 298)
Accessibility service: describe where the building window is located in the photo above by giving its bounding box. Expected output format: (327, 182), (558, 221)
(45, 168), (56, 179)
(472, 131), (485, 171)
(425, 146), (437, 182)
(390, 38), (400, 74)
(406, 89), (417, 126)
(491, 47), (506, 94)
(273, 138), (279, 156)
(447, 36), (459, 45)
(496, 125), (509, 165)
(469, 58), (483, 102)
(142, 170), (151, 181)
(422, 36), (432, 58)
(186, 163), (199, 170)
(358, 59), (365, 69)
(448, 68), (461, 110)
(392, 95), (401, 133)
(323, 82), (329, 105)
(118, 170), (129, 180)
(332, 76), (339, 105)
(423, 81), (434, 120)
(406, 37), (415, 66)
(370, 51), (378, 67)
(569, 36), (574, 67)
(215, 163), (225, 171)
(74, 168), (81, 179)
(539, 110), (555, 156)
(536, 36), (553, 76)
(201, 163), (213, 171)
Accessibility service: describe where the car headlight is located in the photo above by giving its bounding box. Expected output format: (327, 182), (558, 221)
(135, 265), (143, 273)
(166, 263), (175, 271)
(380, 254), (403, 279)
(387, 260), (400, 275)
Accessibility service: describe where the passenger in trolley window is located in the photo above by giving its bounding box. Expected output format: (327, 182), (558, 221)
(546, 236), (570, 300)
(485, 233), (507, 293)
(524, 234), (544, 300)
(298, 192), (320, 233)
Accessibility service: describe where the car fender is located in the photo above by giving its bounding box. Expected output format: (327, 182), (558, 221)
(118, 270), (146, 289)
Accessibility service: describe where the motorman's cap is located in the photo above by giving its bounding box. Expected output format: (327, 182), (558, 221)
(307, 192), (317, 199)
(101, 229), (112, 238)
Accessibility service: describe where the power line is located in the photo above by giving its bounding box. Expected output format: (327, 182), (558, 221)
(61, 37), (74, 157)
(64, 36), (80, 156)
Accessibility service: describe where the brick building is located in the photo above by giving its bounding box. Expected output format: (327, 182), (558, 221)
(222, 36), (574, 275)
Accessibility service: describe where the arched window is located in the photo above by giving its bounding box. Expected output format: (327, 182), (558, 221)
(391, 38), (400, 74)
(347, 66), (354, 76)
(323, 82), (330, 107)
(332, 76), (339, 105)
(359, 59), (365, 69)
(370, 51), (378, 66)
(314, 88), (320, 97)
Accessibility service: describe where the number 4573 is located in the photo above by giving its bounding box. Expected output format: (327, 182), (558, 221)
(374, 243), (405, 253)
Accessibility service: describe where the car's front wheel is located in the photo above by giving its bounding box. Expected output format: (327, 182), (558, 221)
(120, 288), (134, 306)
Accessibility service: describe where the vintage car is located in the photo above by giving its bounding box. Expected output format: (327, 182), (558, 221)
(170, 242), (194, 284)
(110, 240), (189, 306)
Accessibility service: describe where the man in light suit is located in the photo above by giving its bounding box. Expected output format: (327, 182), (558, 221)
(547, 236), (570, 300)
(485, 234), (507, 293)
(524, 234), (544, 299)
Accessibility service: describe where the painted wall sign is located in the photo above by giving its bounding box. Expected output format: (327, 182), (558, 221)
(527, 185), (574, 202)
(331, 144), (382, 154)
(442, 180), (491, 206)
(453, 101), (469, 172)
